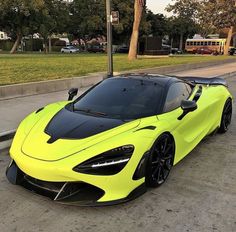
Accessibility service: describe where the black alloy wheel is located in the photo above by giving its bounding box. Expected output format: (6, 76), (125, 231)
(219, 98), (232, 133)
(146, 133), (175, 188)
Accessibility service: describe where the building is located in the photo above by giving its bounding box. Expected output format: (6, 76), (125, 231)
(0, 31), (8, 40)
(138, 36), (170, 55)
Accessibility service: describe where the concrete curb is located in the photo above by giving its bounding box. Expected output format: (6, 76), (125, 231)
(0, 140), (12, 152)
(124, 58), (236, 76)
(0, 130), (16, 142)
(1, 58), (236, 101)
(220, 71), (236, 79)
(0, 73), (106, 101)
(0, 130), (16, 152)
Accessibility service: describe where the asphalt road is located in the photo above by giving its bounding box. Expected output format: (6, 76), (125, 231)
(0, 77), (236, 232)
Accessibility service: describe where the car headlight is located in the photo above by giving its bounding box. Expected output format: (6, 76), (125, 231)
(73, 145), (134, 175)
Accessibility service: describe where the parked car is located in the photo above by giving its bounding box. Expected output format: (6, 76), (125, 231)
(194, 47), (214, 55)
(87, 45), (105, 53)
(229, 47), (236, 56)
(6, 74), (232, 206)
(61, 46), (80, 53)
(171, 48), (183, 54)
(116, 46), (129, 54)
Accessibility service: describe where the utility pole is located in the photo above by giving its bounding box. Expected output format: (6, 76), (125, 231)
(106, 0), (113, 77)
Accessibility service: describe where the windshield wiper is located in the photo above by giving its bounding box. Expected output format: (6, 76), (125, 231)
(74, 108), (107, 116)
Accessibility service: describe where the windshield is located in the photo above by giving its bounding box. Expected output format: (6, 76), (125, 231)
(73, 78), (164, 120)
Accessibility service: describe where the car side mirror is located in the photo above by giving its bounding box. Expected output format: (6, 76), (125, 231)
(68, 88), (78, 101)
(178, 100), (197, 120)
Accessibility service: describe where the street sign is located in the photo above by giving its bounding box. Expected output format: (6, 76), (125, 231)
(111, 11), (119, 25)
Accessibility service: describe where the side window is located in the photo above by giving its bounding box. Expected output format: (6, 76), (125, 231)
(164, 82), (191, 113)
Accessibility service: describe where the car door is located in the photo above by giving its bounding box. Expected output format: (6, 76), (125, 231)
(64, 47), (69, 53)
(158, 82), (210, 164)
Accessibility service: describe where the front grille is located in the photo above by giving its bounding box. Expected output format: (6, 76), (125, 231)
(21, 176), (105, 203)
(7, 161), (105, 204)
(24, 175), (65, 193)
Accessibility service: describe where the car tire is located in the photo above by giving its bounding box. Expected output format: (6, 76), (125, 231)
(218, 98), (232, 133)
(145, 133), (175, 188)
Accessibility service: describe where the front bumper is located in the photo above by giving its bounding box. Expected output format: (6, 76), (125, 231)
(6, 160), (146, 206)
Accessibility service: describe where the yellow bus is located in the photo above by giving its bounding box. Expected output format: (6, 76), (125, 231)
(185, 39), (226, 54)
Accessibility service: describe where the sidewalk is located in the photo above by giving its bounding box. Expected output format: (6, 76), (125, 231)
(0, 88), (89, 133)
(171, 61), (236, 77)
(0, 62), (236, 133)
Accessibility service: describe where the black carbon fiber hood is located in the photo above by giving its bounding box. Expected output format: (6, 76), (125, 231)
(45, 108), (125, 143)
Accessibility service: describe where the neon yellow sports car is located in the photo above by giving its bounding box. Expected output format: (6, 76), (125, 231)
(6, 74), (233, 206)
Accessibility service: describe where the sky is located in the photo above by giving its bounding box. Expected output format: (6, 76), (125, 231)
(146, 0), (175, 16)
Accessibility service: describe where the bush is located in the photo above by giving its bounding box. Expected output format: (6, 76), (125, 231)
(0, 40), (14, 51)
(52, 46), (63, 52)
(25, 39), (43, 51)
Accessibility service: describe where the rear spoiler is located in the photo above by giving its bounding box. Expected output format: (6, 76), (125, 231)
(180, 77), (228, 87)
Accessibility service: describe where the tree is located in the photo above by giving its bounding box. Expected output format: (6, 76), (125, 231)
(146, 11), (168, 37)
(69, 0), (142, 47)
(68, 0), (106, 44)
(198, 0), (236, 55)
(128, 0), (145, 60)
(112, 0), (152, 45)
(112, 0), (134, 45)
(0, 0), (45, 53)
(166, 0), (200, 50)
(167, 16), (199, 50)
(38, 0), (70, 53)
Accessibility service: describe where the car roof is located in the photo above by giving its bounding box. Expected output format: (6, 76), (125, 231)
(114, 74), (181, 88)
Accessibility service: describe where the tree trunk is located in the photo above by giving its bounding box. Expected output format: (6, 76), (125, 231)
(43, 38), (48, 54)
(179, 33), (183, 51)
(224, 27), (233, 55)
(10, 33), (22, 54)
(233, 34), (236, 47)
(45, 44), (48, 54)
(48, 36), (52, 53)
(128, 0), (144, 61)
(224, 1), (236, 55)
(170, 37), (174, 54)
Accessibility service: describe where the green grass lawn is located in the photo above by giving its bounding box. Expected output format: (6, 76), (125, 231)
(0, 53), (235, 85)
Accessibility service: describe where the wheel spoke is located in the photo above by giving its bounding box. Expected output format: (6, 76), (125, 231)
(161, 137), (168, 153)
(152, 160), (159, 166)
(225, 103), (232, 113)
(157, 167), (163, 182)
(164, 159), (172, 171)
(164, 144), (173, 156)
(163, 154), (172, 160)
(152, 165), (161, 179)
(226, 114), (232, 123)
(158, 167), (167, 183)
